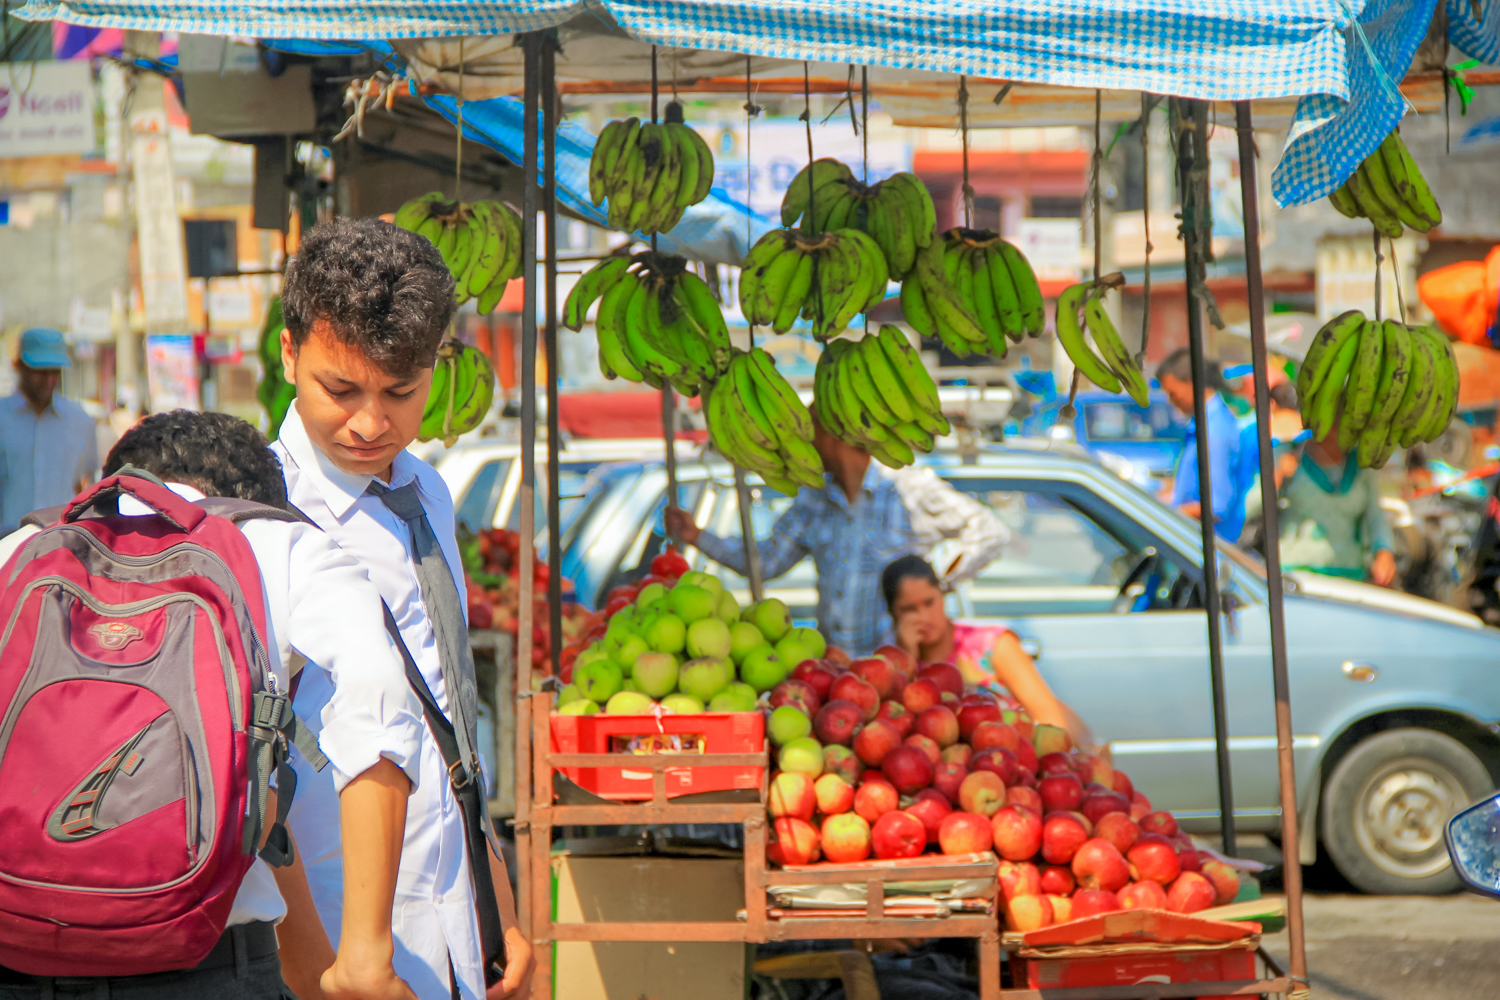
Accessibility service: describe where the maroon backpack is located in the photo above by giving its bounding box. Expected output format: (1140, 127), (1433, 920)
(0, 473), (325, 976)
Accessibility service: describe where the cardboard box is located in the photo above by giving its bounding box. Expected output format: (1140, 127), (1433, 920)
(552, 856), (748, 1000)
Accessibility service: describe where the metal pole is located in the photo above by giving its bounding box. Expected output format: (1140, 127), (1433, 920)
(1174, 97), (1237, 857)
(517, 34), (539, 693)
(1235, 99), (1307, 989)
(663, 388), (679, 546)
(733, 467), (764, 601)
(542, 38), (563, 678)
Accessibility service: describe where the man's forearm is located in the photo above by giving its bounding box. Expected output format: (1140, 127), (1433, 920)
(272, 836), (335, 1000)
(335, 758), (409, 963)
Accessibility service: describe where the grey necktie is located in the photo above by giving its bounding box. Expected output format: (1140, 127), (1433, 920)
(366, 479), (482, 786)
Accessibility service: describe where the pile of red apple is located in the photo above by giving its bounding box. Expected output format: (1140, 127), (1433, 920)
(460, 526), (591, 670)
(761, 646), (1241, 930)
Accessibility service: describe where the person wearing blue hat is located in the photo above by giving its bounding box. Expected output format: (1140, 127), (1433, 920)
(0, 328), (98, 535)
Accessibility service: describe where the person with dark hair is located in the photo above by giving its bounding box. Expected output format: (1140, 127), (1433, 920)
(1, 328), (98, 535)
(1155, 348), (1246, 540)
(880, 554), (1091, 747)
(0, 410), (424, 1000)
(272, 217), (533, 1000)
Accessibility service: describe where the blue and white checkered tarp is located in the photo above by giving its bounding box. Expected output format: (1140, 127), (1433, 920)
(1447, 0), (1500, 63)
(13, 0), (1446, 206)
(423, 93), (779, 266)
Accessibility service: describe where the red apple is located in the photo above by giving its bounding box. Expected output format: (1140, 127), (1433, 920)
(1132, 790), (1153, 812)
(791, 660), (837, 701)
(1165, 872), (1216, 914)
(1006, 786), (1044, 813)
(1118, 880), (1168, 911)
(881, 745), (935, 794)
(1177, 848), (1203, 873)
(939, 691), (958, 706)
(823, 646), (852, 668)
(1032, 723), (1072, 756)
(853, 778), (899, 824)
(970, 747), (1019, 785)
(900, 677), (942, 715)
(991, 804), (1043, 861)
(814, 772), (856, 815)
(1049, 894), (1074, 924)
(874, 644), (915, 677)
(813, 699), (864, 746)
(1040, 813), (1089, 865)
(1038, 865), (1075, 896)
(1038, 751), (1074, 777)
(1111, 769), (1135, 800)
(1060, 810), (1094, 836)
(1081, 792), (1132, 825)
(915, 705), (960, 747)
(1072, 838), (1131, 893)
(917, 662), (964, 697)
(1070, 889), (1123, 919)
(875, 699), (913, 737)
(822, 744), (861, 786)
(1200, 860), (1240, 905)
(830, 673), (880, 721)
(768, 817), (820, 866)
(1038, 772), (1084, 814)
(768, 771), (817, 820)
(1079, 754), (1114, 789)
(932, 761), (968, 804)
(1139, 811), (1178, 837)
(941, 743), (974, 768)
(958, 770), (1007, 817)
(768, 678), (821, 718)
(871, 810), (926, 859)
(852, 717), (903, 767)
(820, 812), (871, 863)
(1006, 893), (1054, 932)
(956, 698), (1002, 742)
(850, 657), (902, 700)
(971, 720), (1021, 753)
(998, 860), (1042, 901)
(905, 789), (952, 843)
(1126, 839), (1182, 885)
(1130, 800), (1152, 822)
(904, 733), (942, 764)
(1169, 831), (1195, 854)
(1012, 767), (1037, 789)
(1094, 812), (1141, 855)
(1014, 739), (1038, 772)
(939, 810), (994, 855)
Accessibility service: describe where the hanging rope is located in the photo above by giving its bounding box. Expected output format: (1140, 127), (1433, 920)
(1372, 227), (1383, 322)
(650, 45), (659, 255)
(1138, 93), (1154, 367)
(455, 37), (465, 200)
(801, 62), (824, 333)
(745, 53), (760, 349)
(958, 75), (974, 228)
(1389, 237), (1408, 324)
(861, 68), (870, 185)
(1090, 89), (1103, 284)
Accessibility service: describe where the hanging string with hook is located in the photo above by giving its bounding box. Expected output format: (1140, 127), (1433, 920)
(1138, 93), (1153, 367)
(1372, 228), (1383, 323)
(801, 62), (824, 333)
(959, 75), (974, 229)
(1065, 89), (1107, 420)
(861, 68), (870, 186)
(745, 53), (760, 350)
(454, 38), (465, 201)
(1389, 237), (1408, 325)
(650, 45), (659, 254)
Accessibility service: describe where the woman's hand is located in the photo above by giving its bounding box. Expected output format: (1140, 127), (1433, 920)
(894, 611), (925, 661)
(1370, 549), (1396, 587)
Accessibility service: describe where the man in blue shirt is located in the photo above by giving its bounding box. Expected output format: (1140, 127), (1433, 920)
(0, 328), (97, 534)
(1156, 349), (1246, 542)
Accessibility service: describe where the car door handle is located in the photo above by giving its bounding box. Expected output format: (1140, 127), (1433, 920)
(1342, 661), (1378, 682)
(1019, 638), (1041, 660)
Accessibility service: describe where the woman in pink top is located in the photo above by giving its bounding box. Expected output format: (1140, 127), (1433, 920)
(881, 555), (1094, 748)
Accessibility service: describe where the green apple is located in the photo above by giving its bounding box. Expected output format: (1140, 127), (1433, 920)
(710, 683), (759, 713)
(685, 617), (732, 660)
(574, 660), (623, 703)
(635, 582), (667, 608)
(558, 699), (600, 715)
(557, 684), (584, 707)
(677, 656), (731, 703)
(605, 690), (655, 715)
(645, 612), (686, 654)
(573, 645), (610, 671)
(774, 626), (826, 666)
(768, 705), (812, 745)
(679, 570), (723, 598)
(620, 677), (640, 692)
(777, 736), (825, 778)
(633, 651), (680, 698)
(739, 646), (786, 693)
(667, 584), (716, 623)
(611, 634), (650, 673)
(660, 693), (706, 714)
(716, 589), (741, 623)
(744, 598), (792, 643)
(728, 622), (766, 665)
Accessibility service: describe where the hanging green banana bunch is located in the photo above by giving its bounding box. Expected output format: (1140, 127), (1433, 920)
(1327, 130), (1442, 238)
(418, 339), (497, 446)
(393, 192), (524, 312)
(255, 295), (296, 440)
(900, 228), (1046, 360)
(781, 158), (937, 280)
(588, 100), (715, 235)
(813, 326), (951, 470)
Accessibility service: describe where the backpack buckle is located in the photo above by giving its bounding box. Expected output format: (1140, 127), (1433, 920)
(448, 758), (472, 789)
(253, 691), (290, 730)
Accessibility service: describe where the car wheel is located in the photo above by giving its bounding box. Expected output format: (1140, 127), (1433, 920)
(1322, 728), (1493, 894)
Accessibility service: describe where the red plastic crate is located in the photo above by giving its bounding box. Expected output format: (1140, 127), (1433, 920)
(549, 711), (765, 801)
(1013, 944), (1255, 1000)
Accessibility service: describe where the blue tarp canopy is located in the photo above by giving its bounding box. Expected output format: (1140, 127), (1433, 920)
(15, 0), (1478, 206)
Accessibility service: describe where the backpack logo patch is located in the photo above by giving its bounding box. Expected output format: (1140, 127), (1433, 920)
(88, 621), (144, 650)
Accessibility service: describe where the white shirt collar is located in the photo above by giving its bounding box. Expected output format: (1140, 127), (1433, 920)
(277, 399), (444, 518)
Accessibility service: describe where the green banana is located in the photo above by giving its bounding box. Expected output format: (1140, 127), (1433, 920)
(563, 256), (632, 331)
(749, 347), (814, 439)
(1362, 147), (1429, 233)
(1328, 182), (1360, 219)
(1298, 310), (1365, 405)
(859, 331), (915, 423)
(1386, 132), (1441, 228)
(969, 247), (1008, 358)
(394, 191), (444, 231)
(1310, 333), (1361, 440)
(1084, 293), (1148, 406)
(916, 241), (986, 345)
(774, 251), (815, 333)
(782, 158), (856, 228)
(1055, 282), (1120, 393)
(1356, 321), (1411, 466)
(1348, 166), (1403, 238)
(1342, 320), (1386, 436)
(984, 244), (1026, 343)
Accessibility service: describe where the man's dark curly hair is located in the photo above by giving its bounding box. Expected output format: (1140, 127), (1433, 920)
(281, 217), (455, 379)
(104, 410), (288, 508)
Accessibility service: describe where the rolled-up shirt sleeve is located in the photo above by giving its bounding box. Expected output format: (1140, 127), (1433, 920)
(256, 520), (425, 794)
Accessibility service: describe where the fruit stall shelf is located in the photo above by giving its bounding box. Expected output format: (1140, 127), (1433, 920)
(997, 929), (1293, 999)
(513, 694), (1008, 999)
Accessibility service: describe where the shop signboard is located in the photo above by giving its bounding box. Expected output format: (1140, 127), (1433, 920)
(0, 61), (95, 158)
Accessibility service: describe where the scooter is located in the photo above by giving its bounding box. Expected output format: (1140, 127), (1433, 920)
(1444, 792), (1500, 899)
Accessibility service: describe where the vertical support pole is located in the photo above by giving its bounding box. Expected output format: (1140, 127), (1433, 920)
(542, 38), (563, 678)
(1235, 99), (1307, 990)
(1174, 97), (1236, 857)
(663, 388), (679, 546)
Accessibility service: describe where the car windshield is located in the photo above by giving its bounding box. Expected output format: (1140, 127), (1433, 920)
(1084, 401), (1184, 442)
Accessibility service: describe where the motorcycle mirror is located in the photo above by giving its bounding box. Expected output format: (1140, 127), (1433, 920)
(1444, 791), (1500, 900)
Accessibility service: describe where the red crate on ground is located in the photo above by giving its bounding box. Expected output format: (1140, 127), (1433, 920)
(549, 711), (764, 800)
(1012, 943), (1256, 1000)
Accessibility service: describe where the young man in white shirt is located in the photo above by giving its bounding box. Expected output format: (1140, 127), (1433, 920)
(0, 411), (424, 1000)
(272, 217), (533, 1000)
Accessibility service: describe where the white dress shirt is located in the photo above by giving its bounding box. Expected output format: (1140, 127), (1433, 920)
(273, 402), (487, 1000)
(0, 482), (422, 930)
(0, 393), (98, 533)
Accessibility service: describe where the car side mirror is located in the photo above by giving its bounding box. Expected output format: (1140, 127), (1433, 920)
(1446, 792), (1500, 900)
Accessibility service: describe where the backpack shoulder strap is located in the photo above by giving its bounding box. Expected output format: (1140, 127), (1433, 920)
(20, 505), (68, 530)
(195, 498), (302, 525)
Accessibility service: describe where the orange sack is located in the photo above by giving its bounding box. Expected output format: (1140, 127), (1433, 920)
(1417, 246), (1500, 345)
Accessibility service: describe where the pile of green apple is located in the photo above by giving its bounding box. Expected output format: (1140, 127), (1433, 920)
(556, 570), (831, 715)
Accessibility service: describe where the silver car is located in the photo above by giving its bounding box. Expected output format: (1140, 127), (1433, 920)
(452, 444), (1500, 895)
